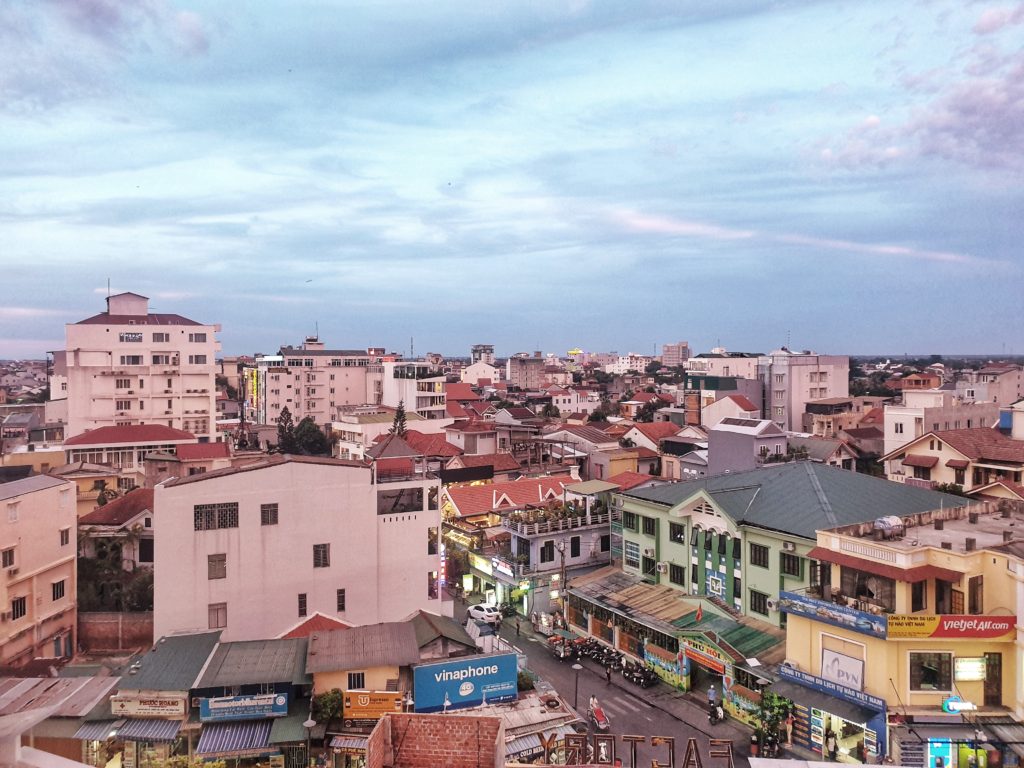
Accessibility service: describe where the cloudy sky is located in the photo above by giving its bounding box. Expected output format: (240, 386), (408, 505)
(2, 0), (1023, 360)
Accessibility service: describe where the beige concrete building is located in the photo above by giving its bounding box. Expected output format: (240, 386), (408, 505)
(1, 475), (78, 666)
(64, 292), (219, 441)
(883, 389), (1000, 456)
(759, 348), (850, 432)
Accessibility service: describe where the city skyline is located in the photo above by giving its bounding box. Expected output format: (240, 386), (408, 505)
(2, 1), (1023, 358)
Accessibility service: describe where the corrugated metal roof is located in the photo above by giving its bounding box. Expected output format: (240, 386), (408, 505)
(197, 638), (308, 688)
(305, 622), (420, 673)
(0, 474), (70, 502)
(119, 632), (221, 692)
(623, 461), (970, 539)
(408, 611), (475, 650)
(0, 677), (120, 717)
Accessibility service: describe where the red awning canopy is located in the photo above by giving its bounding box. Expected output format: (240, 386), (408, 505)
(945, 459), (970, 469)
(807, 547), (961, 584)
(902, 454), (940, 468)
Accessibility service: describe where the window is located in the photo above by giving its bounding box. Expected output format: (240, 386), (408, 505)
(895, 423), (904, 434)
(347, 672), (365, 690)
(115, 378), (131, 389)
(669, 563), (685, 586)
(600, 534), (610, 552)
(120, 355), (143, 366)
(624, 540), (640, 569)
(313, 543), (331, 568)
(119, 332), (143, 342)
(704, 530), (713, 551)
(7, 502), (19, 522)
(152, 354), (172, 365)
(623, 512), (638, 531)
(669, 522), (685, 543)
(59, 528), (70, 547)
(427, 527), (438, 555)
(194, 502), (239, 531)
(189, 355), (207, 365)
(11, 596), (27, 620)
(189, 332), (208, 343)
(116, 400), (131, 411)
(642, 556), (656, 576)
(909, 652), (952, 691)
(969, 575), (984, 615)
(208, 602), (227, 629)
(691, 563), (698, 584)
(1, 548), (13, 568)
(337, 589), (346, 612)
(750, 589), (769, 616)
(733, 576), (742, 598)
(750, 543), (769, 568)
(153, 332), (170, 343)
(427, 571), (439, 599)
(139, 538), (154, 563)
(540, 540), (555, 563)
(774, 374), (784, 384)
(260, 503), (279, 526)
(298, 593), (307, 617)
(208, 554), (226, 579)
(570, 536), (580, 558)
(52, 580), (65, 601)
(780, 552), (801, 577)
(642, 516), (656, 536)
(912, 580), (927, 612)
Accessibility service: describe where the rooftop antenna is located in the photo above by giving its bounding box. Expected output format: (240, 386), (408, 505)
(315, 320), (319, 340)
(410, 337), (414, 360)
(107, 278), (111, 298)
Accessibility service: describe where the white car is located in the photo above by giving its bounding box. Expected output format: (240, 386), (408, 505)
(467, 604), (501, 623)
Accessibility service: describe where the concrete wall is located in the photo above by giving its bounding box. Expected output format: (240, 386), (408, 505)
(78, 612), (154, 651)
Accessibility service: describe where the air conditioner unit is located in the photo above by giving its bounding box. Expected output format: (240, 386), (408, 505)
(127, 390), (134, 394)
(7, 568), (19, 578)
(656, 562), (669, 574)
(766, 597), (779, 611)
(642, 547), (655, 557)
(782, 541), (796, 552)
(191, 697), (201, 708)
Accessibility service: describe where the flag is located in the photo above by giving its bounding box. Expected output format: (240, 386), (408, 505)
(695, 604), (703, 622)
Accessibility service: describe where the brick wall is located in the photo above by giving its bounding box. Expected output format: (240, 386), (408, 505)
(78, 612), (154, 651)
(377, 713), (503, 768)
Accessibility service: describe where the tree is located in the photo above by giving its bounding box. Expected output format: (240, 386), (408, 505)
(389, 400), (409, 438)
(635, 397), (669, 423)
(276, 406), (298, 453)
(313, 688), (344, 730)
(541, 403), (560, 419)
(294, 417), (330, 456)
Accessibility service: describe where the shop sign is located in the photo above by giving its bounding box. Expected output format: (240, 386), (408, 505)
(777, 664), (885, 712)
(942, 696), (978, 713)
(412, 653), (518, 712)
(954, 657), (986, 682)
(199, 693), (288, 722)
(820, 649), (864, 691)
(342, 691), (403, 725)
(111, 694), (187, 717)
(681, 637), (728, 674)
(468, 552), (492, 576)
(491, 557), (515, 578)
(269, 756), (285, 768)
(887, 614), (1016, 640)
(778, 591), (887, 639)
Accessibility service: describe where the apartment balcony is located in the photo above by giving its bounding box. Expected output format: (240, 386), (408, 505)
(503, 509), (611, 537)
(904, 477), (936, 490)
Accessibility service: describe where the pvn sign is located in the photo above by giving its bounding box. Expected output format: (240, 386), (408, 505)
(413, 653), (518, 712)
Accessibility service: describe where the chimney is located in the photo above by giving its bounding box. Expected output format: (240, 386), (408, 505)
(1003, 531), (1014, 542)
(941, 541), (953, 550)
(965, 537), (976, 551)
(934, 519), (944, 530)
(969, 512), (979, 524)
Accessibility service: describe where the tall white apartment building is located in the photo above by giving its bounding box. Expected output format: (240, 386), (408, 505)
(381, 361), (448, 420)
(153, 455), (449, 641)
(65, 293), (219, 440)
(758, 348), (850, 432)
(470, 344), (495, 366)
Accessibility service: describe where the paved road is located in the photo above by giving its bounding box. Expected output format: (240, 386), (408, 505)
(458, 601), (750, 767)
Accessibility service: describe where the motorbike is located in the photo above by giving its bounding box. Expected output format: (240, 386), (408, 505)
(708, 703), (724, 725)
(547, 635), (575, 661)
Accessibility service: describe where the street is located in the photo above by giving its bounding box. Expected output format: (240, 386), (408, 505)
(457, 600), (750, 767)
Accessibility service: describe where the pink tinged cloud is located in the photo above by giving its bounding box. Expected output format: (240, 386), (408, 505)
(972, 4), (1024, 34)
(175, 10), (208, 55)
(613, 209), (986, 266)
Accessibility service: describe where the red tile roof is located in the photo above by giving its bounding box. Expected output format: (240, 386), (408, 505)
(279, 612), (352, 639)
(444, 382), (482, 402)
(446, 401), (470, 419)
(403, 430), (462, 457)
(725, 394), (759, 412)
(607, 472), (656, 491)
(445, 477), (573, 518)
(75, 313), (201, 326)
(630, 422), (681, 443)
(452, 453), (521, 471)
(64, 424), (196, 446)
(79, 488), (154, 526)
(176, 442), (231, 461)
(445, 420), (497, 434)
(634, 447), (659, 459)
(931, 428), (1024, 463)
(859, 407), (885, 425)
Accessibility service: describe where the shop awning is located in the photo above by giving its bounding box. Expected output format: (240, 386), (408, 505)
(806, 547), (961, 583)
(196, 720), (273, 756)
(771, 680), (879, 725)
(74, 720), (124, 741)
(945, 459), (970, 469)
(983, 723), (1024, 758)
(902, 455), (939, 468)
(116, 719), (182, 742)
(329, 736), (368, 751)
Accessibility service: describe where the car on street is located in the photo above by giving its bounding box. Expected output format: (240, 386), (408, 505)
(467, 603), (501, 623)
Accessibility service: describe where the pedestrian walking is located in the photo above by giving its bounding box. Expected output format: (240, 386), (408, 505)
(708, 684), (717, 707)
(605, 665), (612, 685)
(515, 618), (520, 637)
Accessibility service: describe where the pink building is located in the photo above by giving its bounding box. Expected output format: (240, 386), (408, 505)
(153, 455), (449, 641)
(65, 292), (220, 441)
(1, 475), (78, 666)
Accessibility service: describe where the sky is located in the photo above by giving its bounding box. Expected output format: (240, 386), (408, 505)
(2, 0), (1023, 360)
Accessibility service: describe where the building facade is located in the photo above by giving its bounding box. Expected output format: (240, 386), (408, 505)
(758, 349), (850, 432)
(883, 390), (1000, 457)
(65, 292), (219, 441)
(661, 341), (691, 368)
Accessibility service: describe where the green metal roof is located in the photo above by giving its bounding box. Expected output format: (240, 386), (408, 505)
(623, 461), (970, 539)
(120, 631), (221, 692)
(197, 638), (309, 688)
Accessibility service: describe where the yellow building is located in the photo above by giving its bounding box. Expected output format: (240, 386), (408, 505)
(778, 499), (1024, 767)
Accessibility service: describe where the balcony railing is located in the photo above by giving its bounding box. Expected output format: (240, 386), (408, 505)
(904, 477), (936, 490)
(796, 585), (894, 615)
(503, 510), (610, 536)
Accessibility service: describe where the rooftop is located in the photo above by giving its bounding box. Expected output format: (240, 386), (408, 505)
(306, 622), (420, 673)
(79, 488), (154, 526)
(0, 474), (70, 502)
(196, 638), (309, 688)
(64, 424), (196, 447)
(119, 631), (221, 692)
(161, 454), (368, 487)
(75, 313), (201, 326)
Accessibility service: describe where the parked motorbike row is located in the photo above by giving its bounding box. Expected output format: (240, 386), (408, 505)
(547, 637), (660, 689)
(619, 659), (659, 688)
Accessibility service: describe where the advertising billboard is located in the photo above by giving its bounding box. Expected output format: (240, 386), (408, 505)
(886, 614), (1015, 640)
(413, 653), (518, 713)
(777, 591), (887, 639)
(199, 693), (288, 722)
(342, 691), (404, 726)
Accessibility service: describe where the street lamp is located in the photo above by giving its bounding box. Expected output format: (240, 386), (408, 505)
(571, 663), (584, 710)
(302, 717), (316, 768)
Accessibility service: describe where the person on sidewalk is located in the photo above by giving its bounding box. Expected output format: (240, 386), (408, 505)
(605, 666), (612, 685)
(708, 684), (717, 708)
(515, 618), (520, 637)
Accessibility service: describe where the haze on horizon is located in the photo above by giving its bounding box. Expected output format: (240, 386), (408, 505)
(1, 1), (1022, 360)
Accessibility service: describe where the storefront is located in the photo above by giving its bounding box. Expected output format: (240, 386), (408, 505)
(329, 736), (367, 768)
(466, 552), (497, 603)
(772, 665), (887, 763)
